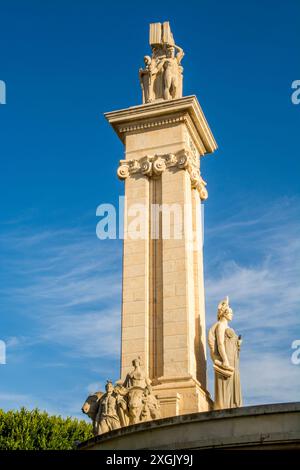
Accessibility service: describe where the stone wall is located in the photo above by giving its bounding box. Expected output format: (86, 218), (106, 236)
(79, 402), (300, 450)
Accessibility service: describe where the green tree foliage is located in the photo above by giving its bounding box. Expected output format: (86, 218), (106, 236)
(0, 408), (93, 450)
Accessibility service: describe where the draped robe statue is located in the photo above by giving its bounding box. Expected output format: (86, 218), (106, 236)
(208, 297), (242, 410)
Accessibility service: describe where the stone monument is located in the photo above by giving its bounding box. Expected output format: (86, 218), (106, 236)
(107, 21), (218, 419)
(79, 22), (300, 451)
(83, 21), (218, 433)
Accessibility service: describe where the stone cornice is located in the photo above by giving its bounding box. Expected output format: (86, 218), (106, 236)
(104, 95), (218, 156)
(117, 150), (208, 201)
(118, 114), (184, 134)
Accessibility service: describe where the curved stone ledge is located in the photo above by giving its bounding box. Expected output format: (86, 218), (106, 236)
(78, 402), (300, 450)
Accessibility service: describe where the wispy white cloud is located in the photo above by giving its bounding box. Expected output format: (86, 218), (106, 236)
(86, 382), (102, 394)
(5, 336), (23, 348)
(0, 393), (33, 405)
(241, 352), (300, 404)
(41, 310), (121, 358)
(0, 392), (60, 415)
(0, 226), (122, 360)
(1, 197), (299, 413)
(205, 197), (300, 404)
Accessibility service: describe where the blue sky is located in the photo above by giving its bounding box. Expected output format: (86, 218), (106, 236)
(0, 0), (299, 419)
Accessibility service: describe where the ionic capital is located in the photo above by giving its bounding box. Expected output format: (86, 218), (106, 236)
(117, 151), (208, 200)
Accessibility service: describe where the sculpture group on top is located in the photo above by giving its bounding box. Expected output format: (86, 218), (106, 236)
(82, 357), (161, 436)
(139, 22), (184, 103)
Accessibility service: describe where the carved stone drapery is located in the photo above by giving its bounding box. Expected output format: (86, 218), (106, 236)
(82, 358), (161, 436)
(117, 150), (208, 200)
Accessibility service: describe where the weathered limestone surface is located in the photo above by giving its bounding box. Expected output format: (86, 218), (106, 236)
(105, 94), (217, 418)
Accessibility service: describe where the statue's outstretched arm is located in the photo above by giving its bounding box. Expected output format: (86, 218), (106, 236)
(174, 44), (185, 64)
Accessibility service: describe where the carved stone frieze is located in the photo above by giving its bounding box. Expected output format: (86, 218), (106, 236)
(118, 115), (185, 134)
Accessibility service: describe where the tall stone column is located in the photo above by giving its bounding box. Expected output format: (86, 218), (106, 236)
(105, 96), (217, 417)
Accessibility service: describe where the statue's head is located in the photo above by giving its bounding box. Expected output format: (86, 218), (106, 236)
(151, 45), (159, 56)
(132, 356), (141, 368)
(166, 46), (175, 58)
(105, 380), (114, 393)
(144, 55), (151, 66)
(217, 296), (233, 321)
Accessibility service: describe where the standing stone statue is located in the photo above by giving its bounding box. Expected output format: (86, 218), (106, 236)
(82, 383), (128, 435)
(139, 55), (156, 103)
(95, 381), (121, 434)
(208, 297), (242, 410)
(162, 44), (184, 100)
(139, 21), (184, 103)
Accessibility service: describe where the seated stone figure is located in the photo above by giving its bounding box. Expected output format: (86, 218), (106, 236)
(82, 357), (161, 433)
(123, 357), (152, 424)
(123, 356), (151, 390)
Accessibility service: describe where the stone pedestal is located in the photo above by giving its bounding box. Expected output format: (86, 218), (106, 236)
(105, 95), (217, 417)
(154, 390), (182, 418)
(153, 376), (213, 417)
